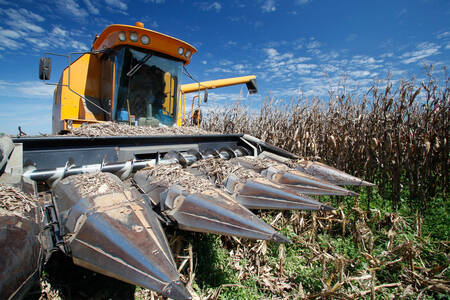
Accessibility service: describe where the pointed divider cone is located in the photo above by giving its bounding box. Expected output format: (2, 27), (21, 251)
(261, 167), (359, 197)
(233, 157), (358, 197)
(134, 167), (289, 243)
(295, 161), (374, 187)
(222, 174), (335, 211)
(53, 172), (191, 300)
(184, 159), (334, 211)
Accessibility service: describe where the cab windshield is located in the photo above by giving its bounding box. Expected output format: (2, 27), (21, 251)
(113, 47), (182, 126)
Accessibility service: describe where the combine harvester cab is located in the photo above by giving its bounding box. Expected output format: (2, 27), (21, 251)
(0, 22), (373, 299)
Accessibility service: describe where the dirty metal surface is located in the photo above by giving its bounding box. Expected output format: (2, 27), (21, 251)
(53, 173), (191, 300)
(187, 159), (333, 211)
(134, 169), (289, 243)
(0, 215), (41, 299)
(235, 157), (358, 196)
(224, 175), (334, 211)
(293, 160), (374, 187)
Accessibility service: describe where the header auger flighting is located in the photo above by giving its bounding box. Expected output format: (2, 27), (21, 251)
(0, 22), (373, 299)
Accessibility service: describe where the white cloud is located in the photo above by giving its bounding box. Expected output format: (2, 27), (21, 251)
(59, 0), (89, 18)
(350, 55), (383, 69)
(380, 52), (394, 58)
(195, 1), (222, 12)
(0, 27), (23, 49)
(25, 37), (50, 49)
(265, 48), (279, 57)
(261, 0), (276, 12)
(349, 70), (371, 78)
(70, 40), (89, 51)
(1, 29), (23, 39)
(51, 26), (68, 37)
(2, 8), (45, 33)
(105, 0), (128, 10)
(436, 31), (450, 39)
(400, 42), (440, 64)
(143, 0), (166, 3)
(0, 80), (54, 98)
(83, 0), (100, 15)
(306, 40), (321, 49)
(219, 60), (233, 66)
(13, 8), (44, 22)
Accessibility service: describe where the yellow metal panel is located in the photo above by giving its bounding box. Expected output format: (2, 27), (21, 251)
(57, 54), (103, 125)
(92, 24), (197, 66)
(162, 72), (175, 115)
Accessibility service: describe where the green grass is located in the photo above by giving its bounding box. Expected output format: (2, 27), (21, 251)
(187, 180), (449, 299)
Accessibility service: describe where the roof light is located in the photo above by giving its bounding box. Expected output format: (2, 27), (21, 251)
(141, 35), (150, 45)
(118, 31), (126, 41)
(185, 50), (191, 58)
(130, 32), (138, 42)
(178, 47), (184, 55)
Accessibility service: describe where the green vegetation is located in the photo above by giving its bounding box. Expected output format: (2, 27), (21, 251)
(181, 187), (449, 299)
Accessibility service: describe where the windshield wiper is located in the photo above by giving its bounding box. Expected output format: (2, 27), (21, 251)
(126, 53), (152, 77)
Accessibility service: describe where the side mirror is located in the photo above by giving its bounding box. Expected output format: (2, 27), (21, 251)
(39, 57), (51, 80)
(204, 89), (208, 103)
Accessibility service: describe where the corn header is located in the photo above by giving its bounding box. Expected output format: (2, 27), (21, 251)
(0, 22), (373, 299)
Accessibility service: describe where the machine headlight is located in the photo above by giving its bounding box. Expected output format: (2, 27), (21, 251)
(118, 31), (126, 41)
(185, 50), (191, 58)
(140, 35), (150, 45)
(178, 47), (184, 55)
(129, 32), (138, 42)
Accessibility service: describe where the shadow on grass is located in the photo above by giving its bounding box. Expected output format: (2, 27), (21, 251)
(31, 251), (136, 299)
(187, 233), (236, 289)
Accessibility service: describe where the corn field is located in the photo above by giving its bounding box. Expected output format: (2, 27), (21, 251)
(203, 68), (449, 213)
(37, 69), (449, 299)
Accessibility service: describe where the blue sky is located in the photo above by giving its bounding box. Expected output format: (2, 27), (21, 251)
(0, 0), (448, 135)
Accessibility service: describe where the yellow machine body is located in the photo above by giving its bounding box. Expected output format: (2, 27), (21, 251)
(51, 23), (256, 133)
